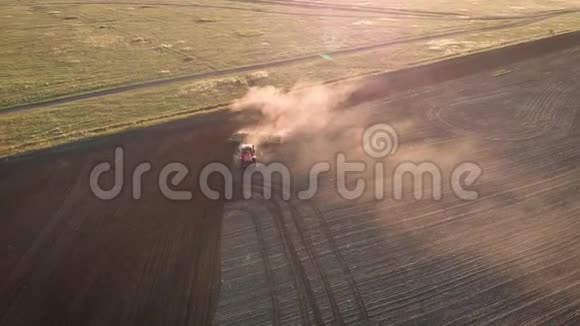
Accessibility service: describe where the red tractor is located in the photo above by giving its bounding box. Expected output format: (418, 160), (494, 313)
(239, 144), (257, 168)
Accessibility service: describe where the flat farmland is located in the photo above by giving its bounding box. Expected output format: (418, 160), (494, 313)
(214, 45), (580, 325)
(0, 40), (579, 325)
(2, 1), (580, 325)
(2, 0), (580, 158)
(0, 0), (495, 109)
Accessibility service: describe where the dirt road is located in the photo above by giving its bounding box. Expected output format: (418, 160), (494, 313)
(4, 18), (580, 115)
(1, 44), (579, 325)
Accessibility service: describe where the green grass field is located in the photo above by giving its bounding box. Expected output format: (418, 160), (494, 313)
(1, 0), (580, 157)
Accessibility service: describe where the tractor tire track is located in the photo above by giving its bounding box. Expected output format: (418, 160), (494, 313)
(220, 206), (281, 325)
(269, 201), (324, 326)
(266, 179), (363, 324)
(249, 185), (311, 326)
(285, 200), (343, 325)
(308, 203), (369, 325)
(247, 207), (281, 326)
(265, 196), (324, 325)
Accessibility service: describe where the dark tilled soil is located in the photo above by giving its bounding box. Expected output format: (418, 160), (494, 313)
(1, 46), (580, 325)
(215, 47), (580, 325)
(0, 112), (243, 326)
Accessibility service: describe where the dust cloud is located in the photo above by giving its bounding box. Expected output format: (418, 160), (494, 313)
(231, 82), (362, 143)
(230, 80), (437, 169)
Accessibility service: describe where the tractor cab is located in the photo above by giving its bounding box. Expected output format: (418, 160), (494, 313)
(239, 144), (256, 168)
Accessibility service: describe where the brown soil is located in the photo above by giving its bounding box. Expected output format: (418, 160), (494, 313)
(1, 41), (580, 326)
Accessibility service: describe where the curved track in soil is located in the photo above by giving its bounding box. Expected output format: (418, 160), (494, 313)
(1, 42), (580, 325)
(214, 45), (580, 325)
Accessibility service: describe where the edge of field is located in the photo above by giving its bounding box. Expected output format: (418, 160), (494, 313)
(2, 30), (580, 165)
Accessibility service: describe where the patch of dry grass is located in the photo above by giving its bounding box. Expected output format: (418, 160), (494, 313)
(0, 0), (502, 109)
